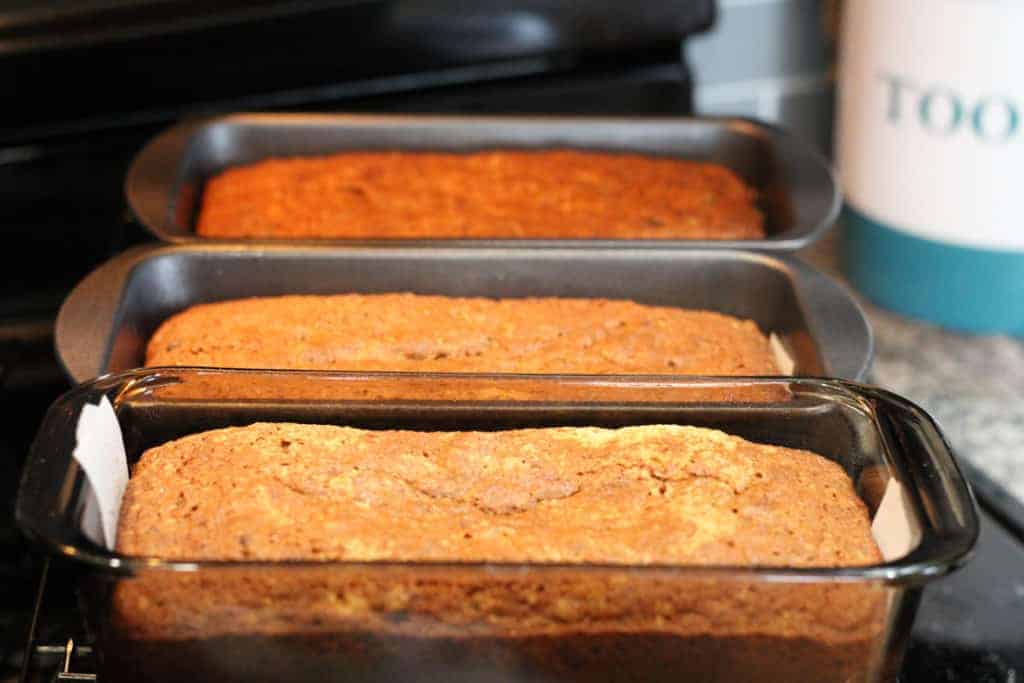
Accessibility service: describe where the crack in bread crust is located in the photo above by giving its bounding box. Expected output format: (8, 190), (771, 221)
(107, 423), (888, 681)
(116, 423), (880, 567)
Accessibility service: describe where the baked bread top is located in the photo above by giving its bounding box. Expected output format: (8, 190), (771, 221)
(145, 294), (783, 377)
(116, 422), (880, 568)
(196, 150), (764, 240)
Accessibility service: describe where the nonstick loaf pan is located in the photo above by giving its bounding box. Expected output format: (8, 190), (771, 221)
(55, 245), (872, 384)
(125, 114), (839, 250)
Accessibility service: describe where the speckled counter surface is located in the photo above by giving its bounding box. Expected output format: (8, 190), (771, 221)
(868, 307), (1024, 500)
(801, 234), (1024, 502)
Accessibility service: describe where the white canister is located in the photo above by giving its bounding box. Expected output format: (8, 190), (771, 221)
(836, 0), (1024, 333)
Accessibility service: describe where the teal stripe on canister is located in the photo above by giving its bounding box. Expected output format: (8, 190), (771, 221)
(841, 206), (1024, 335)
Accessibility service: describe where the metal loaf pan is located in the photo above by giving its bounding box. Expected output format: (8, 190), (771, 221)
(16, 370), (978, 683)
(125, 114), (839, 250)
(56, 245), (872, 384)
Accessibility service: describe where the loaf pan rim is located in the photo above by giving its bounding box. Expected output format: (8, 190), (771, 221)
(124, 112), (840, 251)
(54, 244), (873, 383)
(16, 370), (977, 587)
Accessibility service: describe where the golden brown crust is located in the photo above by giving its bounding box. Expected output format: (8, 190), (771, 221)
(110, 423), (885, 676)
(195, 150), (764, 240)
(111, 423), (884, 657)
(117, 423), (879, 567)
(145, 294), (783, 378)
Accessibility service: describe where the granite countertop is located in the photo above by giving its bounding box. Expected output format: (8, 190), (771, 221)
(801, 233), (1024, 504)
(865, 305), (1024, 502)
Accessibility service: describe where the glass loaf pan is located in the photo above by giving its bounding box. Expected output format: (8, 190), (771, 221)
(16, 370), (977, 683)
(126, 113), (838, 250)
(54, 244), (872, 383)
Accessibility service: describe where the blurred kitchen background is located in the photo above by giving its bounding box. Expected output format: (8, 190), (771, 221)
(690, 0), (837, 152)
(694, 0), (1024, 510)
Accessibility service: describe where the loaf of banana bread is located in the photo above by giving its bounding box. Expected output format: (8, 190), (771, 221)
(195, 150), (764, 240)
(107, 423), (885, 683)
(117, 422), (879, 564)
(145, 294), (784, 376)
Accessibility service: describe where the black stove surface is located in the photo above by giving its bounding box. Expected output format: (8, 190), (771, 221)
(905, 504), (1024, 681)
